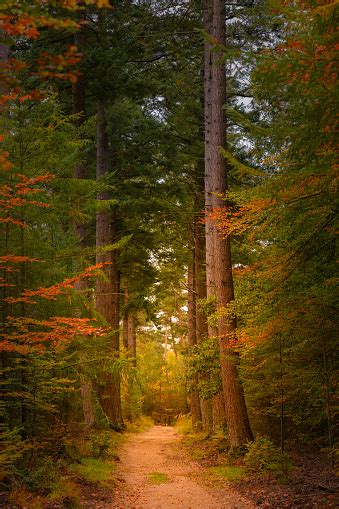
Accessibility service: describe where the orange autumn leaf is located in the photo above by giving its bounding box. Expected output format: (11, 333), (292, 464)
(6, 263), (111, 304)
(0, 255), (40, 264)
(1, 316), (107, 354)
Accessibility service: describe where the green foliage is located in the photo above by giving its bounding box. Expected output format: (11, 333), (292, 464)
(244, 437), (293, 479)
(88, 431), (112, 459)
(0, 426), (27, 478)
(197, 296), (217, 319)
(24, 457), (58, 495)
(229, 0), (337, 450)
(185, 338), (221, 400)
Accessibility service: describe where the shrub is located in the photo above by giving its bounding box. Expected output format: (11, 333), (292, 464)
(48, 477), (81, 508)
(126, 415), (154, 433)
(175, 414), (193, 435)
(25, 457), (58, 495)
(88, 431), (112, 459)
(244, 436), (293, 479)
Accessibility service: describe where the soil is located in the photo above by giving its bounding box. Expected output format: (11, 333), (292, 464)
(112, 425), (255, 509)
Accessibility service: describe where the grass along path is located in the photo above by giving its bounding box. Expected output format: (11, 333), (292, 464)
(112, 425), (255, 509)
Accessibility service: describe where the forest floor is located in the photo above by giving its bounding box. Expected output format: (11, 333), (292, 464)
(111, 425), (255, 508)
(73, 425), (338, 509)
(179, 431), (339, 509)
(2, 425), (337, 508)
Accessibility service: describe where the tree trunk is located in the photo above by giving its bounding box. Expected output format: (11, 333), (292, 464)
(203, 0), (227, 433)
(80, 377), (95, 428)
(127, 313), (137, 365)
(187, 243), (202, 430)
(123, 283), (136, 364)
(123, 284), (129, 351)
(195, 216), (213, 433)
(96, 100), (123, 427)
(203, 0), (253, 446)
(122, 284), (132, 422)
(72, 16), (96, 429)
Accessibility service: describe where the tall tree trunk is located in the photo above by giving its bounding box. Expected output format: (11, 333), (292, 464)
(187, 236), (202, 430)
(72, 15), (96, 429)
(204, 0), (253, 446)
(127, 313), (137, 365)
(127, 310), (136, 421)
(123, 284), (129, 351)
(80, 377), (95, 428)
(123, 284), (131, 421)
(123, 282), (136, 365)
(96, 100), (123, 427)
(195, 216), (213, 433)
(203, 0), (227, 432)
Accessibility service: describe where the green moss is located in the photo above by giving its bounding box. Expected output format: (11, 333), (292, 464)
(209, 465), (246, 483)
(148, 471), (169, 484)
(69, 458), (115, 485)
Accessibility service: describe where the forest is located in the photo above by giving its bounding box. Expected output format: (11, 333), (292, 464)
(0, 0), (337, 508)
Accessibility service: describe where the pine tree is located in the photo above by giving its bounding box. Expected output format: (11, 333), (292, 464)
(203, 0), (253, 446)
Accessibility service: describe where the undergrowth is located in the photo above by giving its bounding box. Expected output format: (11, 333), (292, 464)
(175, 413), (193, 435)
(125, 415), (154, 433)
(69, 457), (115, 485)
(179, 424), (294, 485)
(4, 428), (123, 507)
(244, 436), (293, 481)
(3, 417), (154, 507)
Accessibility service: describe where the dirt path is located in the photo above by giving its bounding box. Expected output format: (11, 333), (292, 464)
(113, 425), (255, 509)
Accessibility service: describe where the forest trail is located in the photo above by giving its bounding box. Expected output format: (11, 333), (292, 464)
(112, 425), (255, 509)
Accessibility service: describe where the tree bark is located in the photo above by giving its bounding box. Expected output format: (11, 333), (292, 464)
(122, 283), (135, 422)
(187, 241), (202, 430)
(123, 284), (129, 351)
(80, 377), (95, 428)
(203, 0), (253, 446)
(123, 283), (136, 365)
(203, 0), (226, 431)
(195, 216), (213, 433)
(96, 100), (123, 427)
(71, 12), (99, 428)
(72, 16), (96, 429)
(127, 313), (137, 365)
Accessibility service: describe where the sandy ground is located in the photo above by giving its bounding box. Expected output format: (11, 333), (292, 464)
(112, 425), (255, 509)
